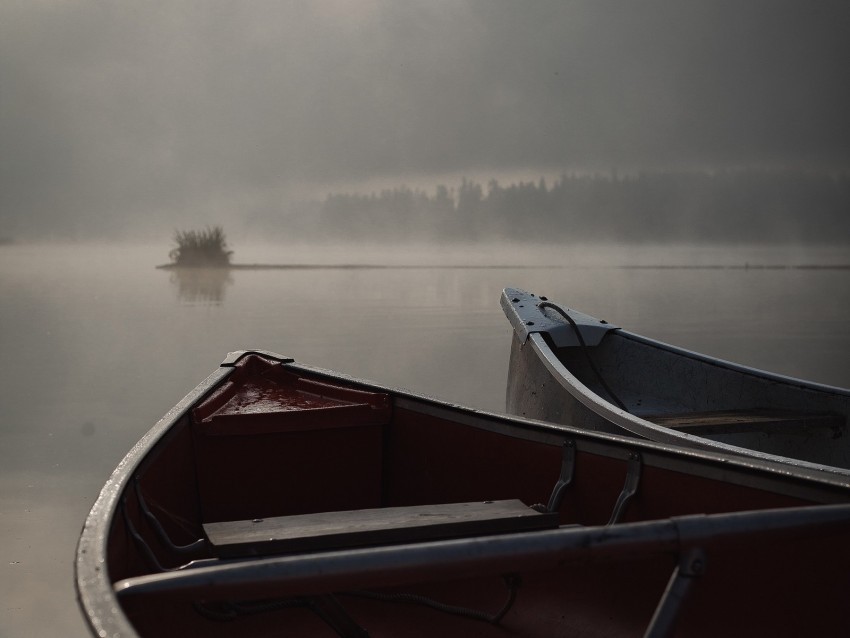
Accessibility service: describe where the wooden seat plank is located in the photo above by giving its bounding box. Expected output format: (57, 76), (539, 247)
(645, 409), (844, 436)
(204, 500), (558, 558)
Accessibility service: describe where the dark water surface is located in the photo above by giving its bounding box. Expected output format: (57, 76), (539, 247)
(1, 242), (848, 636)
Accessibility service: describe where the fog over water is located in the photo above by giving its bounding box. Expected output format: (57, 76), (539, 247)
(1, 1), (849, 239)
(1, 2), (849, 636)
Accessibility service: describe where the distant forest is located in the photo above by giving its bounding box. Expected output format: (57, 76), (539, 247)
(249, 169), (850, 243)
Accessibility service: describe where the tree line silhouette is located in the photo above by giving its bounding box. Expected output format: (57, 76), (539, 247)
(252, 169), (850, 243)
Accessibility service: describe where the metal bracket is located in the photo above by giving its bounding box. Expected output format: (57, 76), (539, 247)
(644, 548), (707, 638)
(501, 288), (618, 348)
(308, 595), (370, 638)
(607, 452), (641, 526)
(221, 350), (295, 367)
(546, 441), (577, 513)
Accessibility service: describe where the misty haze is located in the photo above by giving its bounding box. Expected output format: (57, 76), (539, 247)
(1, 2), (849, 637)
(2, 1), (849, 241)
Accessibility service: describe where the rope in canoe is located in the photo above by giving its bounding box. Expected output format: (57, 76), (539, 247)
(537, 300), (629, 411)
(192, 574), (521, 631)
(343, 573), (521, 625)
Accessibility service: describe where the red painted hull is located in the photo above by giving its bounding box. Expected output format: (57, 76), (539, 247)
(77, 352), (850, 637)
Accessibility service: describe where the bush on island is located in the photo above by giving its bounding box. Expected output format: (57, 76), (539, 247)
(169, 226), (233, 266)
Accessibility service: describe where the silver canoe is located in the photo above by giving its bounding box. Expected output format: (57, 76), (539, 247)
(502, 287), (850, 478)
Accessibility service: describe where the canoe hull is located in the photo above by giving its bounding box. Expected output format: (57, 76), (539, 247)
(79, 351), (850, 637)
(503, 288), (850, 476)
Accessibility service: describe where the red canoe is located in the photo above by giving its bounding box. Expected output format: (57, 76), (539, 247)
(77, 351), (850, 637)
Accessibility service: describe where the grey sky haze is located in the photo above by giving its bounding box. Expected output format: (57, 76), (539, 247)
(2, 1), (848, 238)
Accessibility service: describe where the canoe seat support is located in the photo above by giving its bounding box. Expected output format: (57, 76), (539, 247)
(645, 409), (845, 437)
(203, 500), (560, 559)
(607, 453), (641, 526)
(645, 547), (707, 638)
(544, 440), (576, 513)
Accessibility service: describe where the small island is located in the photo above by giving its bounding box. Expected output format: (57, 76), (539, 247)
(159, 226), (233, 268)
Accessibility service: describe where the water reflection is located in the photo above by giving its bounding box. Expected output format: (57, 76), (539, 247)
(169, 267), (233, 303)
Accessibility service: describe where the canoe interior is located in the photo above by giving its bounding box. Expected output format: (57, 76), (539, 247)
(544, 328), (850, 468)
(103, 354), (850, 637)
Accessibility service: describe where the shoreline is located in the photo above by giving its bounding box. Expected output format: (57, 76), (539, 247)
(156, 262), (850, 271)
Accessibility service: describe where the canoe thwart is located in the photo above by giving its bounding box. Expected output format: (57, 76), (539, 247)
(203, 500), (559, 558)
(644, 409), (845, 437)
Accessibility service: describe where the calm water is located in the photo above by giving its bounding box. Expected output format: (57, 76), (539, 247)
(1, 241), (849, 636)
